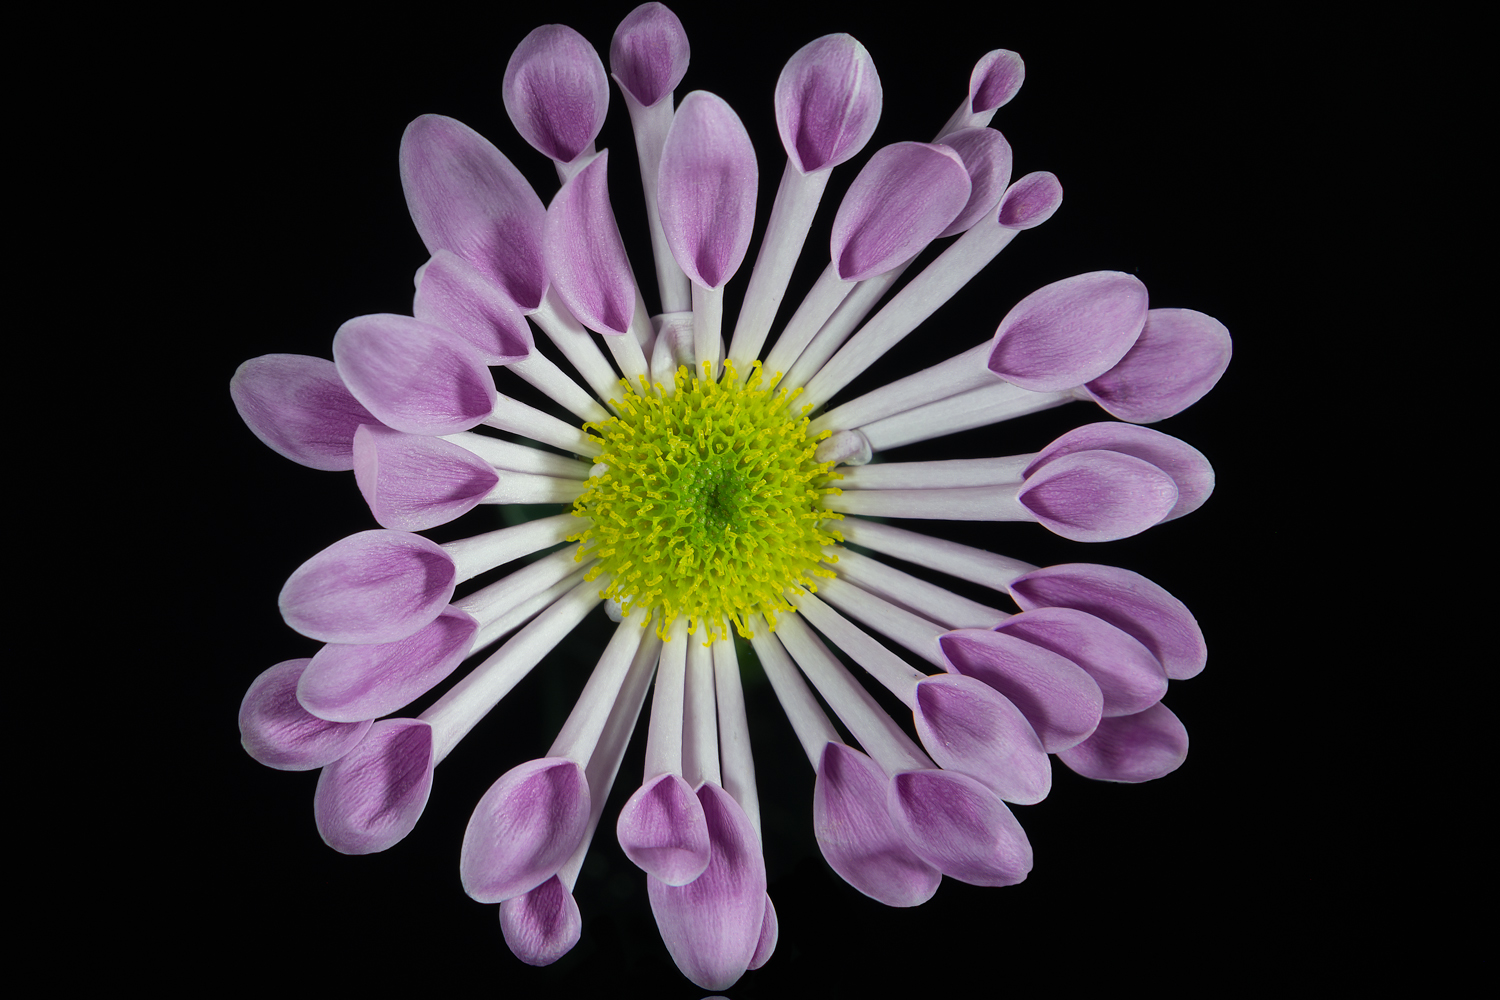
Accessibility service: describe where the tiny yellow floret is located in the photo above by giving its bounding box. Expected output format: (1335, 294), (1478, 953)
(569, 360), (842, 640)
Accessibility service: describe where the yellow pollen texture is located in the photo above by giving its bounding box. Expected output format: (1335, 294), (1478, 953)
(569, 360), (842, 641)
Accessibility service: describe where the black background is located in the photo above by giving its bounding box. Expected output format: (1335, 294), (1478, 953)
(146, 1), (1356, 994)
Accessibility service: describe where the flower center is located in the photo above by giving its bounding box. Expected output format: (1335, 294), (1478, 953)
(569, 360), (842, 640)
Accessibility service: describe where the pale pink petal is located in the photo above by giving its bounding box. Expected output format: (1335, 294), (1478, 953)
(332, 314), (496, 435)
(413, 250), (533, 364)
(913, 673), (1051, 805)
(775, 34), (882, 173)
(353, 423), (499, 531)
(238, 659), (372, 771)
(503, 24), (609, 165)
(938, 629), (1103, 753)
(989, 271), (1147, 392)
(1083, 308), (1233, 423)
(610, 2), (690, 107)
(278, 529), (456, 645)
(831, 142), (970, 281)
(314, 718), (435, 854)
(500, 876), (582, 966)
(1026, 422), (1214, 521)
(1058, 701), (1188, 782)
(658, 91), (758, 289)
(1018, 450), (1178, 542)
(230, 355), (376, 471)
(460, 757), (591, 903)
(617, 772), (711, 885)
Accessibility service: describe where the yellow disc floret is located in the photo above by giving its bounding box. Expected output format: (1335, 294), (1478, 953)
(569, 360), (842, 640)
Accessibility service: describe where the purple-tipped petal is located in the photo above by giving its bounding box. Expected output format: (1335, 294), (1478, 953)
(831, 142), (971, 281)
(992, 607), (1168, 718)
(353, 423), (499, 531)
(239, 659), (372, 771)
(1058, 701), (1188, 783)
(989, 271), (1147, 392)
(1019, 450), (1178, 542)
(969, 50), (1025, 114)
(278, 529), (457, 645)
(545, 151), (639, 335)
(1083, 308), (1233, 424)
(332, 314), (496, 435)
(503, 24), (609, 165)
(230, 355), (377, 471)
(813, 742), (941, 906)
(1026, 422), (1214, 521)
(1009, 563), (1207, 680)
(413, 251), (533, 365)
(610, 2), (689, 107)
(313, 718), (434, 854)
(648, 783), (767, 991)
(658, 91), (758, 289)
(996, 170), (1062, 230)
(938, 629), (1103, 753)
(936, 127), (1013, 238)
(913, 673), (1050, 805)
(748, 895), (777, 970)
(500, 875), (582, 967)
(775, 33), (882, 174)
(400, 114), (547, 310)
(461, 757), (591, 904)
(888, 769), (1032, 887)
(298, 606), (478, 723)
(617, 772), (711, 885)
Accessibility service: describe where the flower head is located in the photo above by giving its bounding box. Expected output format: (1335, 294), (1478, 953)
(232, 4), (1229, 990)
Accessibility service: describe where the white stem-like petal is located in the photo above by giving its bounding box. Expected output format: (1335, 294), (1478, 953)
(547, 607), (648, 764)
(692, 282), (724, 381)
(713, 634), (760, 840)
(790, 590), (925, 709)
(486, 394), (603, 457)
(816, 576), (947, 669)
(824, 484), (1031, 522)
(837, 518), (1037, 597)
(762, 263), (853, 379)
(644, 617), (690, 777)
(749, 624), (840, 769)
(830, 547), (1009, 629)
(623, 91), (692, 314)
(440, 513), (577, 584)
(835, 455), (1033, 490)
(859, 380), (1074, 451)
(682, 637), (720, 788)
(780, 263), (910, 390)
(529, 288), (626, 409)
(603, 328), (651, 389)
(810, 341), (993, 434)
(480, 473), (586, 506)
(509, 352), (610, 423)
(444, 433), (593, 479)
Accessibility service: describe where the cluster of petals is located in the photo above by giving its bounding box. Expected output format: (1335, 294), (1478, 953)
(232, 4), (1227, 990)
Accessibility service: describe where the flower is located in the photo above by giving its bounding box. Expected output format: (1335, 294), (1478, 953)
(231, 4), (1229, 991)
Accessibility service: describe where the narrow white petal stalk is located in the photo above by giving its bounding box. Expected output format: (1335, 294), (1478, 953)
(728, 163), (831, 367)
(603, 327), (651, 388)
(835, 455), (1034, 489)
(749, 623), (841, 768)
(790, 591), (926, 709)
(554, 145), (597, 186)
(774, 612), (932, 776)
(510, 352), (610, 423)
(810, 341), (994, 434)
(859, 380), (1075, 451)
(825, 483), (1031, 522)
(651, 312), (694, 390)
(830, 547), (1009, 629)
(816, 576), (947, 669)
(440, 513), (577, 584)
(800, 222), (1023, 409)
(480, 472), (586, 506)
(713, 634), (760, 839)
(546, 608), (649, 764)
(444, 432), (593, 479)
(529, 288), (626, 408)
(623, 92), (692, 314)
(486, 393), (604, 457)
(558, 628), (663, 890)
(471, 565), (592, 655)
(761, 263), (853, 379)
(682, 637), (720, 788)
(644, 616), (690, 777)
(781, 263), (910, 390)
(837, 518), (1037, 595)
(692, 282), (725, 381)
(421, 573), (607, 764)
(453, 547), (594, 646)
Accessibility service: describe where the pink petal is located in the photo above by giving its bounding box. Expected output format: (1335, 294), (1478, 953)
(399, 114), (547, 310)
(1026, 421), (1214, 521)
(774, 33), (882, 173)
(648, 784), (766, 991)
(278, 529), (456, 644)
(831, 142), (971, 281)
(412, 250), (533, 364)
(1058, 701), (1188, 782)
(969, 50), (1024, 114)
(238, 659), (372, 771)
(936, 127), (1013, 238)
(353, 423), (499, 531)
(938, 629), (1103, 753)
(992, 607), (1168, 718)
(813, 743), (941, 906)
(313, 718), (434, 854)
(609, 2), (689, 107)
(1008, 563), (1207, 680)
(658, 91), (758, 289)
(748, 895), (777, 970)
(1083, 307), (1233, 423)
(503, 24), (609, 165)
(298, 606), (477, 722)
(230, 355), (376, 471)
(544, 151), (639, 334)
(617, 772), (711, 885)
(460, 757), (591, 903)
(332, 313), (496, 435)
(996, 170), (1063, 229)
(887, 769), (1032, 887)
(1018, 449), (1178, 542)
(499, 875), (582, 967)
(913, 673), (1051, 805)
(988, 270), (1147, 392)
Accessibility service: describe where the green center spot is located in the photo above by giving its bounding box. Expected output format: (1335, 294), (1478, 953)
(569, 360), (842, 640)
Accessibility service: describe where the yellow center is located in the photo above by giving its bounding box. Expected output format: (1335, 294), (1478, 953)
(569, 360), (842, 640)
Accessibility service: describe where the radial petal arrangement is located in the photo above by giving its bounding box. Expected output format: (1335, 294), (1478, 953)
(232, 4), (1229, 990)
